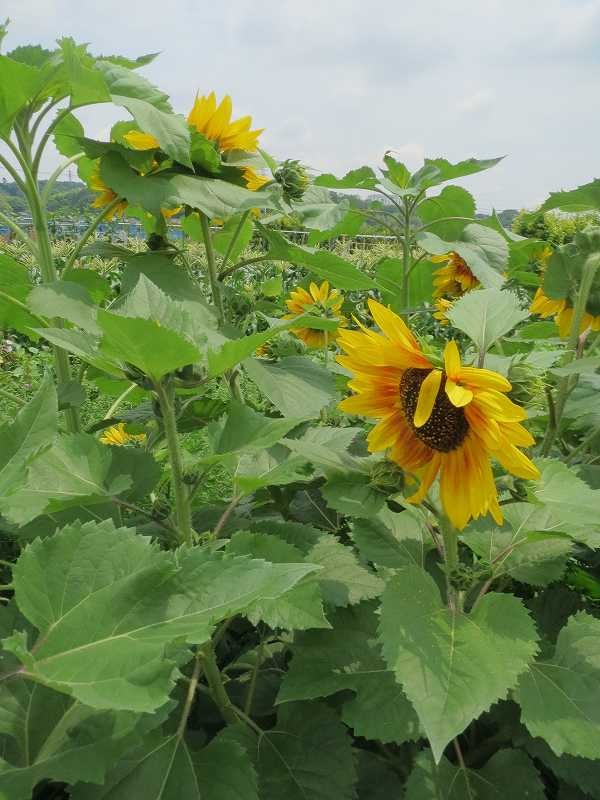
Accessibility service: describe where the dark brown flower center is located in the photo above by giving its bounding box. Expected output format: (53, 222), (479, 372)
(399, 368), (469, 452)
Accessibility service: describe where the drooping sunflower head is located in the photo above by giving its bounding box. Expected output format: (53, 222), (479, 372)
(530, 288), (600, 337)
(337, 300), (540, 530)
(187, 92), (264, 153)
(283, 281), (347, 348)
(99, 422), (146, 447)
(89, 164), (128, 220)
(431, 252), (479, 301)
(433, 297), (453, 324)
(274, 159), (310, 203)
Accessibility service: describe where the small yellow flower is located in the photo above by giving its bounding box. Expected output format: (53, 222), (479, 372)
(255, 342), (270, 357)
(433, 297), (453, 324)
(283, 281), (347, 348)
(431, 252), (479, 300)
(337, 301), (540, 530)
(188, 92), (263, 153)
(99, 422), (146, 447)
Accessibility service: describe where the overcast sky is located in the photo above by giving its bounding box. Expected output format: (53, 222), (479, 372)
(3, 0), (600, 211)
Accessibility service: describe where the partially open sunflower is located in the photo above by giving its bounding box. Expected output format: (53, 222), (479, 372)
(337, 300), (539, 529)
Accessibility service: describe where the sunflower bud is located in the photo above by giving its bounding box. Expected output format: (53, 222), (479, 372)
(274, 159), (310, 203)
(508, 361), (546, 408)
(369, 460), (405, 494)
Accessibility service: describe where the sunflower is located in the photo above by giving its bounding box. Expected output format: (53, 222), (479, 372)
(89, 162), (181, 220)
(122, 130), (160, 150)
(188, 92), (263, 153)
(530, 289), (600, 337)
(90, 165), (128, 220)
(337, 300), (539, 529)
(431, 252), (479, 300)
(433, 297), (453, 324)
(99, 422), (146, 447)
(284, 281), (347, 348)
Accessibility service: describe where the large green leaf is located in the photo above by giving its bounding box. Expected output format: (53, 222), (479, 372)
(352, 514), (431, 569)
(205, 401), (304, 463)
(237, 701), (357, 800)
(447, 288), (529, 353)
(0, 375), (57, 497)
(96, 59), (171, 111)
(98, 311), (201, 380)
(100, 152), (280, 218)
(0, 680), (146, 800)
(417, 223), (508, 288)
(279, 603), (420, 744)
(379, 566), (539, 762)
(0, 55), (42, 135)
(533, 461), (600, 547)
(417, 185), (476, 240)
(411, 156), (503, 190)
(0, 434), (132, 525)
(0, 253), (38, 336)
(207, 315), (338, 377)
(538, 178), (600, 213)
(463, 512), (572, 587)
(404, 749), (544, 799)
(6, 521), (318, 712)
(226, 532), (329, 630)
(71, 728), (258, 800)
(256, 225), (375, 290)
(525, 737), (600, 800)
(306, 207), (364, 245)
(515, 612), (600, 758)
(314, 167), (378, 191)
(28, 281), (100, 333)
(289, 186), (348, 231)
(304, 535), (383, 607)
(111, 95), (192, 167)
(243, 356), (336, 418)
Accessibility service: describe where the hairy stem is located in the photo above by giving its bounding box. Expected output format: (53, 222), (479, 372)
(201, 641), (239, 725)
(200, 212), (225, 325)
(154, 380), (194, 546)
(541, 254), (600, 455)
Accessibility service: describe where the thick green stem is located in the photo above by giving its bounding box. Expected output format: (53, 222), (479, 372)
(154, 380), (194, 546)
(30, 183), (81, 432)
(400, 202), (412, 312)
(440, 515), (459, 611)
(199, 212), (225, 325)
(541, 254), (600, 455)
(219, 210), (250, 277)
(201, 641), (239, 725)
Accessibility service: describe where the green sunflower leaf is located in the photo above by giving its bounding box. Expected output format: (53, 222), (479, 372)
(278, 603), (420, 744)
(379, 566), (539, 762)
(243, 356), (336, 418)
(410, 155), (504, 190)
(6, 521), (318, 712)
(314, 166), (379, 191)
(515, 612), (600, 759)
(256, 224), (376, 290)
(233, 701), (357, 800)
(0, 253), (38, 337)
(404, 749), (544, 800)
(447, 288), (529, 353)
(417, 185), (476, 240)
(70, 729), (259, 800)
(538, 178), (600, 213)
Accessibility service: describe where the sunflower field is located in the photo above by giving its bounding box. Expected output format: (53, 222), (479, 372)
(1, 26), (600, 800)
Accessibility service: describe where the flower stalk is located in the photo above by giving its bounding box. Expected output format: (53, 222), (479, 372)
(541, 253), (600, 455)
(154, 379), (194, 546)
(200, 211), (225, 326)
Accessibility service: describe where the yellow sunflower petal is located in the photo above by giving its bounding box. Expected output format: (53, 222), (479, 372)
(406, 453), (441, 503)
(445, 378), (473, 408)
(444, 340), (461, 378)
(413, 369), (442, 427)
(123, 130), (160, 150)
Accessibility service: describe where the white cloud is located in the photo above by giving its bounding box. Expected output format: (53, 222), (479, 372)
(2, 0), (600, 209)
